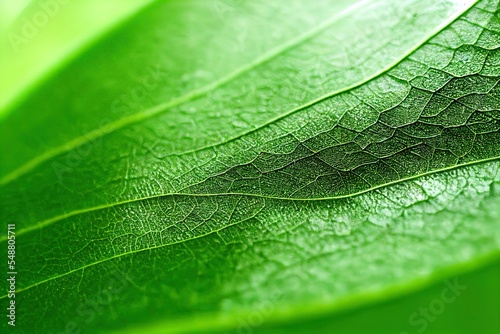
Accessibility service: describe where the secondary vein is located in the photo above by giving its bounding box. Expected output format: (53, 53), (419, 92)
(0, 0), (372, 186)
(1, 0), (478, 186)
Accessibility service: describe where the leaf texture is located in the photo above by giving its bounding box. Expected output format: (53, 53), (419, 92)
(1, 0), (499, 333)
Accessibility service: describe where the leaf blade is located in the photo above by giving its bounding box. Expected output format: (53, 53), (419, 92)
(1, 0), (499, 333)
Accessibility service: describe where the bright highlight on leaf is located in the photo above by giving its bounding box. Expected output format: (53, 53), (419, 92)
(0, 0), (499, 333)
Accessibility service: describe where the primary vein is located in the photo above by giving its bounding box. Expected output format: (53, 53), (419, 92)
(2, 156), (497, 243)
(1, 156), (498, 300)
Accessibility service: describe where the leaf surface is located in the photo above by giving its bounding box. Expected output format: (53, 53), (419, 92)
(1, 0), (499, 333)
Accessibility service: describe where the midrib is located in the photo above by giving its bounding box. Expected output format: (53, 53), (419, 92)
(0, 157), (498, 300)
(0, 0), (481, 240)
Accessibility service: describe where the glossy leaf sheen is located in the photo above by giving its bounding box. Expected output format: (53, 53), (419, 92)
(1, 0), (499, 333)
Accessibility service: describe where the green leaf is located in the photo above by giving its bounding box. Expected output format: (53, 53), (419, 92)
(0, 0), (156, 117)
(1, 0), (499, 333)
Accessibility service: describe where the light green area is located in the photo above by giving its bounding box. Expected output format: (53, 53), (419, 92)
(0, 0), (156, 117)
(0, 0), (31, 29)
(0, 0), (499, 333)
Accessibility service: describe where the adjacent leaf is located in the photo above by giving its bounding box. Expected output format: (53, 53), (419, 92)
(0, 0), (156, 116)
(1, 0), (499, 333)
